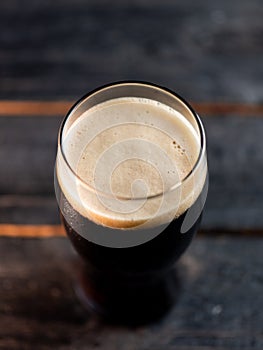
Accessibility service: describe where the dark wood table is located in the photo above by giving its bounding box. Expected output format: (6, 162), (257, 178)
(0, 0), (262, 349)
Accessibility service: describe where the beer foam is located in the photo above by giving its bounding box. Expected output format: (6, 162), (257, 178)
(57, 97), (207, 229)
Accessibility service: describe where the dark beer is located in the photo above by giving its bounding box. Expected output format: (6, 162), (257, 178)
(55, 82), (208, 323)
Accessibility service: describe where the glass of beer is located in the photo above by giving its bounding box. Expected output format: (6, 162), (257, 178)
(54, 82), (208, 324)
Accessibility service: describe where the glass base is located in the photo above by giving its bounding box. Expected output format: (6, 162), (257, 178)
(73, 261), (181, 325)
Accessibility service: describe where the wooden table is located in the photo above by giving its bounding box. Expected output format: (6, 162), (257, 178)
(0, 0), (262, 349)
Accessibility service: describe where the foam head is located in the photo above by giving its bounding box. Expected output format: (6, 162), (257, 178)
(56, 94), (207, 230)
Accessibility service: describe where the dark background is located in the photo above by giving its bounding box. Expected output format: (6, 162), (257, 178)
(1, 0), (262, 102)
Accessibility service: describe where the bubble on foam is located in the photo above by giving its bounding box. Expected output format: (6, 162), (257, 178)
(57, 97), (207, 229)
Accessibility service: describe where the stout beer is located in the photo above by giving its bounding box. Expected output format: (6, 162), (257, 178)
(55, 82), (208, 323)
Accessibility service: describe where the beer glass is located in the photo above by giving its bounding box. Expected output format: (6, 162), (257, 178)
(54, 82), (208, 324)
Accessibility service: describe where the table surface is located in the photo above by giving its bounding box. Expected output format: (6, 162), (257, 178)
(0, 0), (263, 349)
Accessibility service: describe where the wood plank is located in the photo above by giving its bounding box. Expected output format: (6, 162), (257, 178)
(0, 100), (263, 117)
(0, 116), (61, 196)
(0, 235), (262, 348)
(0, 224), (262, 238)
(0, 115), (262, 231)
(0, 101), (72, 117)
(0, 0), (262, 102)
(0, 195), (59, 225)
(0, 224), (65, 238)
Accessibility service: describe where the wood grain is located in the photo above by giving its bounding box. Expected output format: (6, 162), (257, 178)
(0, 101), (72, 117)
(0, 0), (262, 102)
(0, 224), (65, 238)
(1, 115), (263, 231)
(0, 224), (262, 238)
(0, 1), (262, 347)
(0, 235), (262, 349)
(0, 100), (263, 117)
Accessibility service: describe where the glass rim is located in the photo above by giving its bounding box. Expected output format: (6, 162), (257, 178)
(58, 80), (206, 201)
